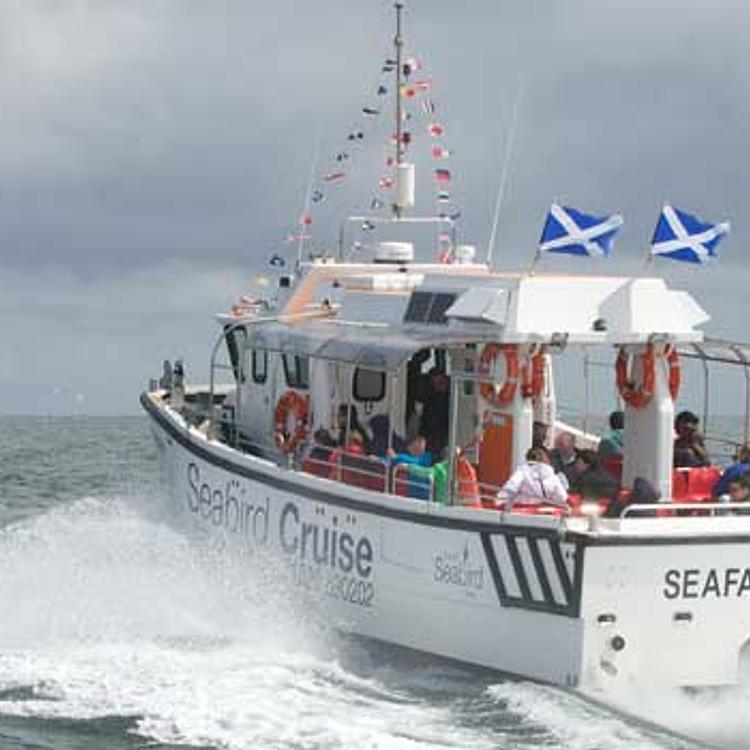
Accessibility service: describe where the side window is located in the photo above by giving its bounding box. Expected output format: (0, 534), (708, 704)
(353, 368), (386, 402)
(224, 326), (247, 382)
(251, 349), (268, 384)
(282, 354), (309, 389)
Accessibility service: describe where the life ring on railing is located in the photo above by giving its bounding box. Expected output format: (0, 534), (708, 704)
(616, 344), (655, 408)
(666, 346), (681, 401)
(479, 344), (519, 407)
(274, 391), (309, 453)
(521, 351), (546, 399)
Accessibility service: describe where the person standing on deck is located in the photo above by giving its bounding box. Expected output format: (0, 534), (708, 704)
(497, 448), (568, 509)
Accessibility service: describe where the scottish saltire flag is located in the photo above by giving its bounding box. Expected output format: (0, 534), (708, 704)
(650, 205), (730, 264)
(539, 203), (624, 257)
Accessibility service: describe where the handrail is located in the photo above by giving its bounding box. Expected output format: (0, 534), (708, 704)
(621, 501), (750, 518)
(391, 460), (436, 502)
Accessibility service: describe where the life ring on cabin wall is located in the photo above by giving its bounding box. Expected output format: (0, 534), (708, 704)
(274, 390), (309, 453)
(479, 344), (518, 407)
(521, 351), (546, 400)
(616, 344), (681, 408)
(616, 345), (656, 408)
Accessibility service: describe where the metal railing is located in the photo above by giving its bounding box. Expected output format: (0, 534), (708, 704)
(301, 445), (436, 502)
(621, 501), (750, 518)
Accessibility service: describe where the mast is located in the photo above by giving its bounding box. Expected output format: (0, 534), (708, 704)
(393, 2), (404, 218)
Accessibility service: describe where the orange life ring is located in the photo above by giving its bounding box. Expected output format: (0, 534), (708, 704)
(521, 351), (546, 399)
(479, 344), (519, 407)
(666, 347), (681, 401)
(274, 391), (309, 453)
(616, 345), (655, 409)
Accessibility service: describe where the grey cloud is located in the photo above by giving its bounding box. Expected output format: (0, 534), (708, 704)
(0, 0), (747, 412)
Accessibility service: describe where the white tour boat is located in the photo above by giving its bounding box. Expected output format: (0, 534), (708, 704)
(142, 3), (750, 696)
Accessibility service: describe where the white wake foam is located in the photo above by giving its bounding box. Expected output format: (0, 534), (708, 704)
(0, 497), (492, 748)
(0, 496), (733, 749)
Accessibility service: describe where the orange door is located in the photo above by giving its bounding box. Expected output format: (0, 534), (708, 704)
(478, 412), (513, 490)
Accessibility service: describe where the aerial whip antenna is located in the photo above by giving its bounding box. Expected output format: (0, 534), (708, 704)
(486, 79), (525, 268)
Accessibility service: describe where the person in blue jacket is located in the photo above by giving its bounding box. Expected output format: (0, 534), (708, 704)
(714, 444), (750, 497)
(388, 435), (433, 499)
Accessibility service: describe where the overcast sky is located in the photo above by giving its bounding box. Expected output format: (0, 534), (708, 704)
(1, 0), (747, 415)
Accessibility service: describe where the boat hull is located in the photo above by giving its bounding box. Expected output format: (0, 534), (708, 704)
(143, 393), (750, 693)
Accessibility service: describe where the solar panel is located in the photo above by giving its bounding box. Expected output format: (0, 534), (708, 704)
(403, 291), (456, 324)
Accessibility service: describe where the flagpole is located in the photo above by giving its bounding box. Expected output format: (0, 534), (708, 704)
(486, 79), (524, 269)
(296, 138), (321, 271)
(393, 2), (404, 219)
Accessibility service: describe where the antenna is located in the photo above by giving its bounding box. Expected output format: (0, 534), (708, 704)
(486, 80), (524, 267)
(393, 2), (404, 218)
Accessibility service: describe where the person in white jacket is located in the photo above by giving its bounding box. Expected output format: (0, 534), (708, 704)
(497, 447), (569, 508)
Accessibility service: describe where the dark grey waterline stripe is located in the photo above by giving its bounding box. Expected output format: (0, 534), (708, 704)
(142, 393), (750, 547)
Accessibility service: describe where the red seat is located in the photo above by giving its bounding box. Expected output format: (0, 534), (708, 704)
(671, 469), (689, 500)
(302, 452), (336, 479)
(672, 466), (721, 503)
(683, 466), (722, 502)
(340, 454), (386, 492)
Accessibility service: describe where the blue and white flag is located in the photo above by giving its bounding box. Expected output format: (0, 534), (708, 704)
(539, 203), (624, 257)
(650, 205), (730, 264)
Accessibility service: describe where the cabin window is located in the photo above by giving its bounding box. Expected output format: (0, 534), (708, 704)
(282, 354), (310, 389)
(251, 349), (268, 384)
(224, 326), (247, 382)
(353, 368), (386, 402)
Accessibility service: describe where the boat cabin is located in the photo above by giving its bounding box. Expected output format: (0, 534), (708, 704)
(208, 253), (714, 510)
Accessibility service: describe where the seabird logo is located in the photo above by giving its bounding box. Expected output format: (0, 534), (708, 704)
(434, 541), (484, 591)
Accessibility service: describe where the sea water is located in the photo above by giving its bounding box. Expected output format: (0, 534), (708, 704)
(0, 416), (746, 750)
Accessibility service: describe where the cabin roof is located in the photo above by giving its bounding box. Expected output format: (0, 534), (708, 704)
(246, 319), (492, 370)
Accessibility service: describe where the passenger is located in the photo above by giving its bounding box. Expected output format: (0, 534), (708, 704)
(673, 410), (710, 468)
(713, 444), (750, 497)
(598, 410), (625, 457)
(344, 429), (366, 455)
(571, 450), (619, 502)
(336, 404), (372, 452)
(368, 414), (407, 457)
(388, 434), (433, 467)
(407, 454), (448, 503)
(726, 476), (750, 505)
(532, 421), (550, 451)
(497, 447), (568, 509)
(550, 432), (579, 486)
(309, 427), (337, 463)
(419, 367), (451, 455)
(604, 476), (660, 518)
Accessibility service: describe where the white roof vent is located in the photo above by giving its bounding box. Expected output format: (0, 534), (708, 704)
(454, 244), (476, 264)
(375, 241), (414, 264)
